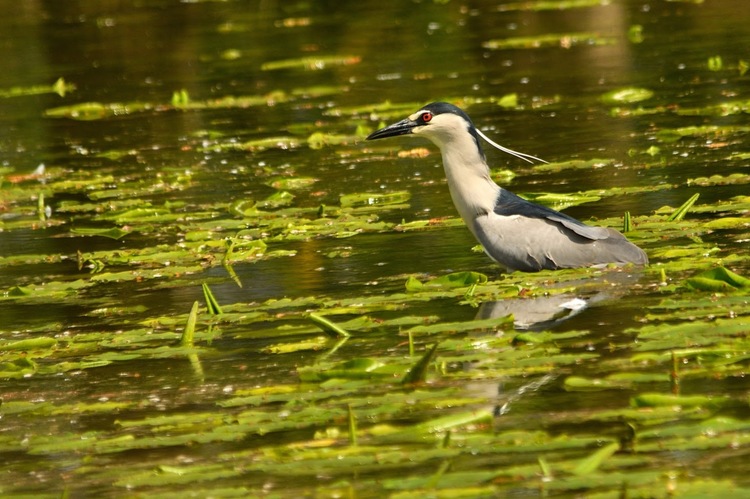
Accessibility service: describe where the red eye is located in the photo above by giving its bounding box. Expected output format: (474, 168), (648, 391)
(421, 112), (432, 122)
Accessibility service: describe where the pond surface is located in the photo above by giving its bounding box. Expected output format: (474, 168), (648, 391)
(1, 0), (750, 496)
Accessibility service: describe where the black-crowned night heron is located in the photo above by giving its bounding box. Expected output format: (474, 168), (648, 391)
(366, 102), (648, 272)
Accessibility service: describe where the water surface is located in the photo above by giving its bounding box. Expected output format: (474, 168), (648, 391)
(1, 0), (749, 496)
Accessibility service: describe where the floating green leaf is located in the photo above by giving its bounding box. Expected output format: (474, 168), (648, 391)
(686, 267), (750, 291)
(256, 190), (295, 209)
(498, 0), (613, 12)
(45, 101), (153, 120)
(657, 125), (750, 143)
(0, 77), (75, 99)
(405, 315), (513, 336)
(563, 376), (629, 391)
(406, 272), (488, 291)
(601, 87), (654, 105)
(531, 158), (616, 173)
(0, 337), (57, 351)
(261, 336), (329, 354)
(628, 24), (644, 43)
(707, 55), (723, 71)
(631, 393), (731, 409)
(307, 132), (354, 149)
(340, 191), (411, 208)
(519, 191), (602, 210)
(0, 358), (38, 379)
(266, 177), (317, 190)
(688, 173), (750, 187)
(483, 32), (615, 50)
(70, 226), (131, 240)
(261, 55), (361, 71)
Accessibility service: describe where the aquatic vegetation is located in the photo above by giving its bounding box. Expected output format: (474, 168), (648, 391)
(5, 138), (747, 491)
(0, 77), (75, 98)
(531, 157), (616, 173)
(42, 86), (346, 121)
(2, 1), (750, 496)
(497, 0), (613, 12)
(600, 87), (654, 105)
(483, 32), (616, 50)
(260, 55), (361, 71)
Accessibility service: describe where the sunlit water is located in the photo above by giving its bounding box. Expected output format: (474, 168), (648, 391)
(1, 0), (749, 495)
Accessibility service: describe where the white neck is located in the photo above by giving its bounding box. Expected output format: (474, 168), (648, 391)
(441, 146), (500, 229)
(418, 124), (499, 229)
(411, 113), (502, 231)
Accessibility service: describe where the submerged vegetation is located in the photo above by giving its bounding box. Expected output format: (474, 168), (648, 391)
(2, 71), (749, 492)
(1, 0), (749, 496)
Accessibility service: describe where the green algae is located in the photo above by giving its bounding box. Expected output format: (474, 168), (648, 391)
(601, 87), (654, 105)
(42, 87), (343, 121)
(260, 55), (361, 71)
(483, 32), (616, 50)
(2, 4), (750, 497)
(0, 77), (75, 99)
(3, 254), (749, 494)
(498, 0), (613, 12)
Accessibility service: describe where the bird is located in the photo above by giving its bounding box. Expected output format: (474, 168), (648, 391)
(366, 102), (648, 272)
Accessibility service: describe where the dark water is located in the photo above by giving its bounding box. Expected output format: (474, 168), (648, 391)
(1, 0), (749, 495)
(3, 0), (747, 297)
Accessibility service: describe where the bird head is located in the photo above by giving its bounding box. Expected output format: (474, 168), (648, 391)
(366, 101), (546, 165)
(366, 102), (483, 155)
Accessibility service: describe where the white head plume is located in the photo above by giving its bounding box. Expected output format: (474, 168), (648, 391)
(475, 128), (548, 164)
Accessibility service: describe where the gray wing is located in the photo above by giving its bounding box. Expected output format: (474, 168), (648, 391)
(473, 189), (648, 271)
(493, 189), (611, 240)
